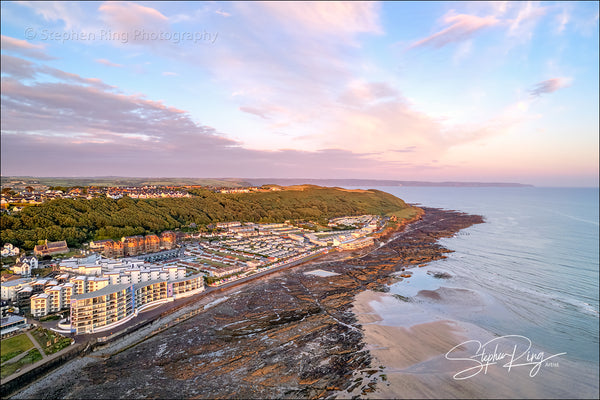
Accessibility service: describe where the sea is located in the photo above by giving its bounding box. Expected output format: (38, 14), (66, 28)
(347, 186), (599, 367)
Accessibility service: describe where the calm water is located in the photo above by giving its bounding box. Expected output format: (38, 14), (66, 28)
(349, 186), (599, 365)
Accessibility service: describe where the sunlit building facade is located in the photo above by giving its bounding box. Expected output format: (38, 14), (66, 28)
(69, 275), (204, 334)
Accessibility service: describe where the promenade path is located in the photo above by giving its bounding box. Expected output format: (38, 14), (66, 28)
(24, 332), (47, 359)
(3, 350), (31, 365)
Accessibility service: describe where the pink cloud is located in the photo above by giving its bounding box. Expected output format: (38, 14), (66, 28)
(0, 35), (55, 60)
(1, 59), (406, 179)
(411, 12), (500, 49)
(2, 54), (114, 90)
(98, 1), (169, 44)
(99, 2), (168, 26)
(256, 1), (382, 38)
(338, 81), (400, 106)
(95, 58), (123, 68)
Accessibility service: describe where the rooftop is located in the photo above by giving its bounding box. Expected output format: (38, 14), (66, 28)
(71, 283), (132, 300)
(1, 314), (26, 328)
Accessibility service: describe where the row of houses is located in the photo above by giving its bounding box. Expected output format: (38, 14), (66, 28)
(90, 231), (177, 258)
(1, 186), (192, 209)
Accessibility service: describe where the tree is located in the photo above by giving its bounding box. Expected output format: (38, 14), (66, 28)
(1, 187), (15, 197)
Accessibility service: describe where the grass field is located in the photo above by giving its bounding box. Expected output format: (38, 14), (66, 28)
(0, 349), (43, 379)
(198, 258), (233, 269)
(205, 249), (252, 261)
(386, 206), (421, 220)
(1, 334), (34, 363)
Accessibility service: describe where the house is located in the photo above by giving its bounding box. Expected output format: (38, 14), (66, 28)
(1, 243), (20, 257)
(11, 262), (31, 277)
(33, 240), (69, 257)
(17, 255), (38, 270)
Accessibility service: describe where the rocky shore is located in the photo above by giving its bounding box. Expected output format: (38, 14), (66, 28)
(12, 207), (484, 400)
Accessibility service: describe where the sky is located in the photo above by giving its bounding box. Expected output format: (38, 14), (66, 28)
(1, 1), (598, 187)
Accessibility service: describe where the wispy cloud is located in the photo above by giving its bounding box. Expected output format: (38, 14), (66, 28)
(410, 11), (500, 49)
(556, 8), (570, 34)
(507, 1), (547, 39)
(390, 146), (417, 153)
(255, 1), (382, 38)
(239, 106), (270, 119)
(529, 77), (573, 97)
(95, 58), (123, 68)
(215, 10), (231, 18)
(409, 2), (550, 51)
(0, 35), (55, 60)
(16, 1), (87, 30)
(2, 54), (114, 90)
(338, 81), (400, 106)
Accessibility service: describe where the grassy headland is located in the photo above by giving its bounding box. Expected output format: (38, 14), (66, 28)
(1, 185), (415, 250)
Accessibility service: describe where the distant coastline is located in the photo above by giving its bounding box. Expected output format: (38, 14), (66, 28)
(245, 178), (534, 188)
(1, 176), (534, 188)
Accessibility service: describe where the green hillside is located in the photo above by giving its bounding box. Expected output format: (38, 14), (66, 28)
(0, 186), (413, 250)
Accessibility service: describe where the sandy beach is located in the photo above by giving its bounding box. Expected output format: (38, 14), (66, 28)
(347, 289), (600, 399)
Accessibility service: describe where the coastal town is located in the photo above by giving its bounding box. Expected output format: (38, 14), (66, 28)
(0, 183), (283, 213)
(1, 215), (386, 341)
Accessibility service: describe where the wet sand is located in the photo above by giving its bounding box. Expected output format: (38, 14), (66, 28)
(349, 289), (600, 399)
